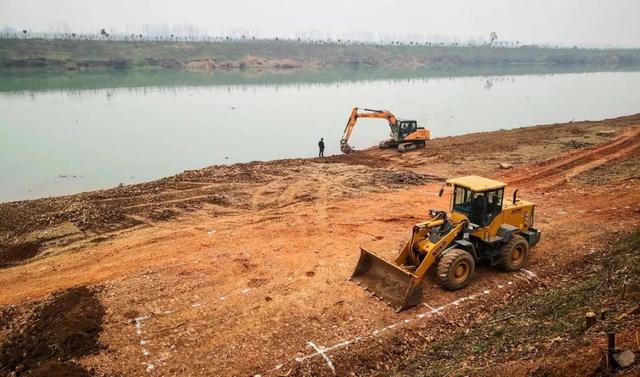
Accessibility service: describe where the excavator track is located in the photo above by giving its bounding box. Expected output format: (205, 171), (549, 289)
(398, 141), (425, 152)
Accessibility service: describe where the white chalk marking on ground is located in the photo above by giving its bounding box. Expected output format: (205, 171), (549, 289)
(520, 268), (538, 279)
(422, 303), (444, 316)
(513, 274), (532, 285)
(134, 316), (149, 336)
(133, 316), (154, 373)
(268, 274), (541, 375)
(306, 341), (336, 374)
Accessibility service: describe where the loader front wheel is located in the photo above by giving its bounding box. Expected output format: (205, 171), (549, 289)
(499, 234), (529, 271)
(436, 249), (475, 290)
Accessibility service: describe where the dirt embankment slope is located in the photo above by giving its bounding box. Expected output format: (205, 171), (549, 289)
(1, 114), (639, 376)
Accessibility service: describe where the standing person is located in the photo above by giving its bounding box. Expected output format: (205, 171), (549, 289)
(318, 138), (325, 158)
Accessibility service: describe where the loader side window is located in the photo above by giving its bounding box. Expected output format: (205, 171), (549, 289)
(484, 189), (504, 225)
(469, 193), (486, 225)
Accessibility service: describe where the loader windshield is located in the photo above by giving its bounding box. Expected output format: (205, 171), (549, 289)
(452, 185), (504, 226)
(452, 186), (474, 215)
(453, 186), (488, 224)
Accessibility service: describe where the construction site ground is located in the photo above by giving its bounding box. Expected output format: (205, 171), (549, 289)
(1, 114), (640, 377)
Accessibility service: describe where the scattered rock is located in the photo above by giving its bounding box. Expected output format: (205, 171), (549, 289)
(597, 130), (616, 137)
(613, 350), (636, 368)
(499, 163), (513, 169)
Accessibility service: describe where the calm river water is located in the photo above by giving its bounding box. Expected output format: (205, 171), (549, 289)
(1, 67), (639, 202)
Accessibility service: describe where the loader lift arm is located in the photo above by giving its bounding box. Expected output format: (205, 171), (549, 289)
(340, 107), (398, 154)
(352, 218), (465, 311)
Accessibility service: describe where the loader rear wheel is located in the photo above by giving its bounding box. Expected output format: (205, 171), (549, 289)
(436, 249), (475, 290)
(500, 234), (529, 271)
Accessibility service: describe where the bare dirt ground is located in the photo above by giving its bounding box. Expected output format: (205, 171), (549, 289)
(1, 114), (639, 377)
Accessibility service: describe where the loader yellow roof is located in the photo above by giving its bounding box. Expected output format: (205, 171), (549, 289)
(446, 175), (506, 191)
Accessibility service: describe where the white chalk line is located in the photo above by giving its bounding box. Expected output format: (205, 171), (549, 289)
(261, 269), (539, 375)
(133, 316), (155, 372)
(132, 310), (175, 373)
(306, 342), (336, 374)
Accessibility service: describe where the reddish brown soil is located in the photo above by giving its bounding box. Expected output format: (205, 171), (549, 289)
(0, 114), (639, 376)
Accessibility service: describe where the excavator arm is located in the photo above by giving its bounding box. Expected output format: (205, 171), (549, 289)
(340, 107), (398, 154)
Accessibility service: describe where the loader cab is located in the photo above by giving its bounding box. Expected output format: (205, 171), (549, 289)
(396, 120), (418, 139)
(447, 176), (506, 227)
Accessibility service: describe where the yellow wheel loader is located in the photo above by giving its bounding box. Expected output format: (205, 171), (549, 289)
(351, 175), (541, 311)
(340, 107), (431, 154)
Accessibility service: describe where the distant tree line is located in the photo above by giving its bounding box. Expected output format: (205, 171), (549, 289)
(0, 27), (567, 49)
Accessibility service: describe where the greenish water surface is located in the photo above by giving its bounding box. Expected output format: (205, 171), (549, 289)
(1, 66), (639, 202)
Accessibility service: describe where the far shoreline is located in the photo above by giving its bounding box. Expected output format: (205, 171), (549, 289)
(3, 38), (640, 72)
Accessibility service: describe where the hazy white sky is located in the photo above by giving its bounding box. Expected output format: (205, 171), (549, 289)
(1, 0), (640, 47)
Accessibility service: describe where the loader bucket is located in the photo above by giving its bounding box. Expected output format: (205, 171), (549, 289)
(351, 247), (424, 311)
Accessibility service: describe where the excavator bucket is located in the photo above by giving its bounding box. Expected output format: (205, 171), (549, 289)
(351, 248), (424, 311)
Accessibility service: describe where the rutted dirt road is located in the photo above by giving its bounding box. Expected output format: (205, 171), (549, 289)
(1, 114), (639, 376)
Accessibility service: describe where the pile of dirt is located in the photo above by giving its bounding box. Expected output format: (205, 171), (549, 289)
(373, 170), (443, 186)
(0, 286), (105, 376)
(563, 140), (595, 149)
(0, 241), (41, 268)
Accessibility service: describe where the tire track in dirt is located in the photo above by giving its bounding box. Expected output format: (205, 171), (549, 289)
(507, 126), (640, 188)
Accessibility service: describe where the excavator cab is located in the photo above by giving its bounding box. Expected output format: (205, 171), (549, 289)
(397, 120), (418, 139)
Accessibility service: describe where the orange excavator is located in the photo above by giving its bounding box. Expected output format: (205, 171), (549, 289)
(340, 107), (430, 154)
